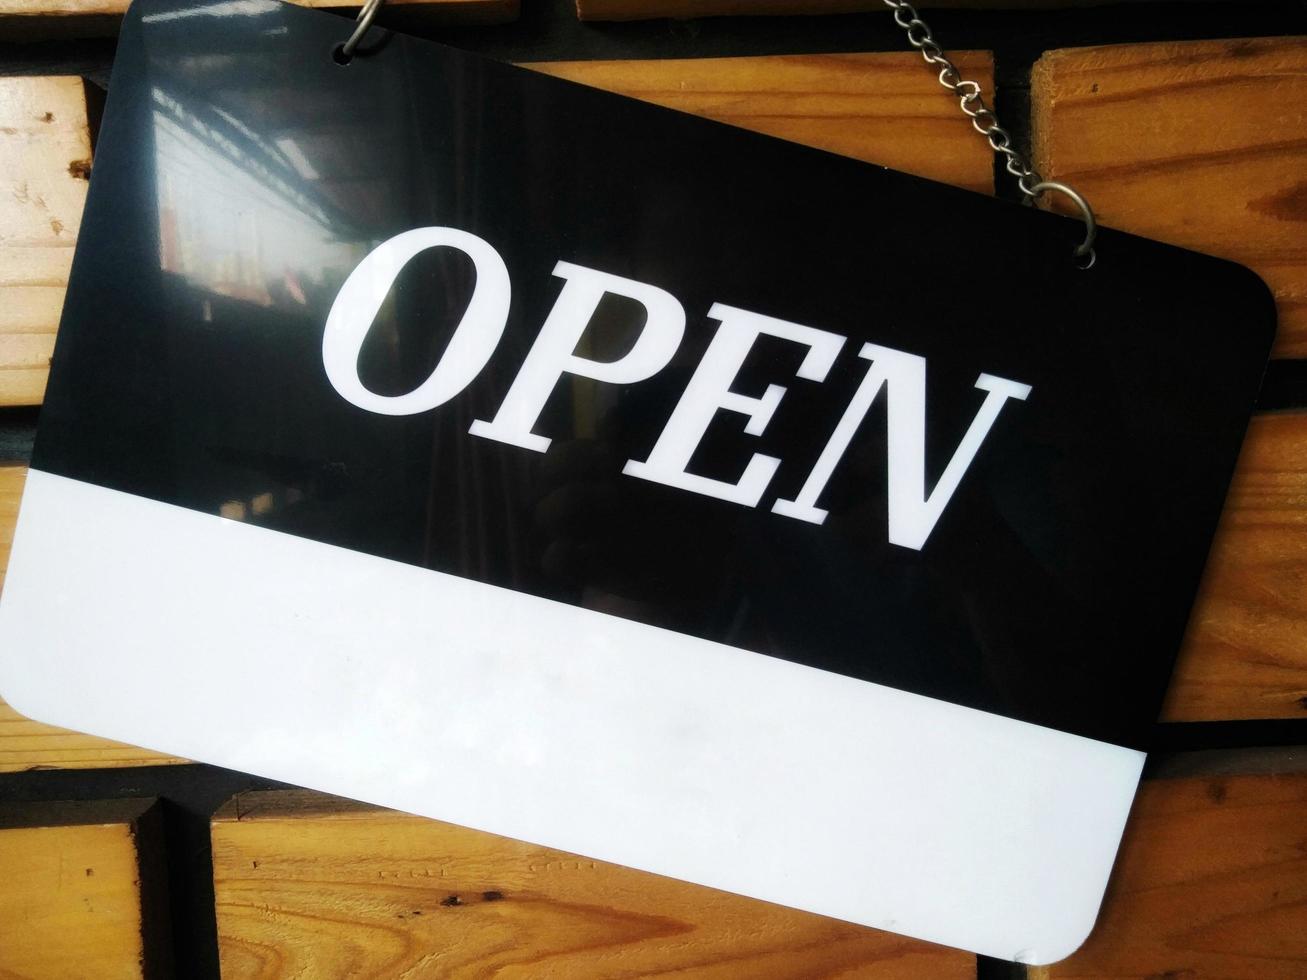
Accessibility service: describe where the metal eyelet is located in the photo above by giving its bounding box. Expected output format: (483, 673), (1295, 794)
(1030, 181), (1098, 268)
(337, 0), (385, 65)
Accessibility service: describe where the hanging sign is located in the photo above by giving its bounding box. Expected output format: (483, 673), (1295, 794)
(0, 0), (1276, 964)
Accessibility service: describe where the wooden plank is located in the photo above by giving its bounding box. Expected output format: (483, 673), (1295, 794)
(528, 52), (996, 194)
(575, 0), (1145, 20)
(212, 789), (975, 978)
(1165, 412), (1307, 721)
(0, 0), (518, 40)
(0, 798), (171, 978)
(1031, 37), (1307, 358)
(0, 462), (22, 597)
(1030, 752), (1307, 979)
(0, 76), (90, 407)
(0, 697), (187, 771)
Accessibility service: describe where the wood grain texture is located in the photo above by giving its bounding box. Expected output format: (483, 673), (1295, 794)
(0, 697), (186, 771)
(212, 789), (976, 979)
(0, 0), (518, 40)
(0, 76), (89, 407)
(527, 52), (995, 193)
(0, 462), (22, 597)
(1031, 37), (1307, 358)
(0, 798), (170, 979)
(1029, 763), (1307, 979)
(575, 0), (1139, 21)
(0, 464), (186, 771)
(1165, 412), (1307, 721)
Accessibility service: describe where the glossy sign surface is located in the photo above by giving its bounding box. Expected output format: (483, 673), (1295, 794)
(0, 0), (1275, 962)
(36, 3), (1271, 748)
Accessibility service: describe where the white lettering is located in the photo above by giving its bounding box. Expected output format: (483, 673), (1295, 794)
(623, 303), (844, 507)
(468, 261), (685, 452)
(324, 229), (1034, 550)
(322, 227), (511, 416)
(772, 343), (1031, 550)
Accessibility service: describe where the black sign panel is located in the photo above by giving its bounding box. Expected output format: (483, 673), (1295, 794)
(32, 0), (1272, 759)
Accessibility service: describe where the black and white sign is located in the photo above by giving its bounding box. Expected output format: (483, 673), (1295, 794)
(0, 0), (1276, 964)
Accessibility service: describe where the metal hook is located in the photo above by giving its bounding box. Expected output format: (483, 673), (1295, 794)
(339, 0), (384, 63)
(1029, 181), (1097, 268)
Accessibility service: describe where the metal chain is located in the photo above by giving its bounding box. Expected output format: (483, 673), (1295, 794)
(880, 0), (1097, 262)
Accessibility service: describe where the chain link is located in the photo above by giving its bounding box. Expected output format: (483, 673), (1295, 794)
(342, 0), (1094, 256)
(881, 0), (1047, 197)
(879, 0), (1098, 266)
